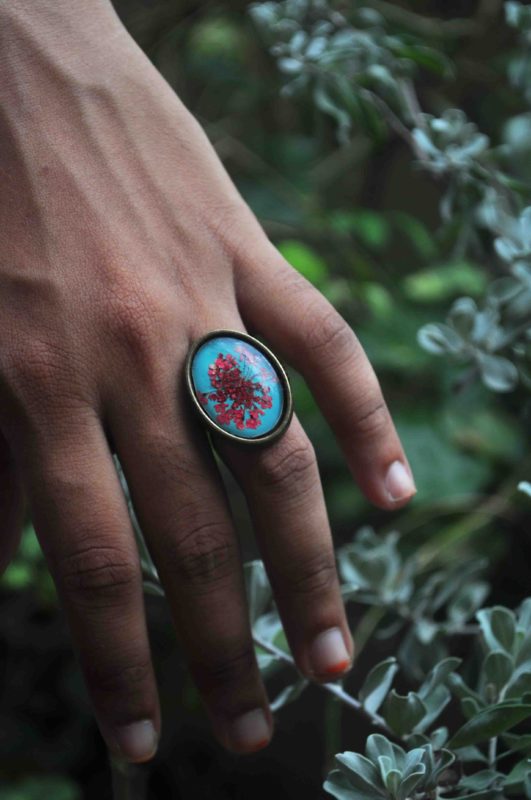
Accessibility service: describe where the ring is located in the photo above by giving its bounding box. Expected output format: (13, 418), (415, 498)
(185, 329), (293, 446)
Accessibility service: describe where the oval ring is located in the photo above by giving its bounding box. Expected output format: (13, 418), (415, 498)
(185, 329), (293, 446)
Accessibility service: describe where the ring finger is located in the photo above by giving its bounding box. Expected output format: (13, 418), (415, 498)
(105, 345), (273, 754)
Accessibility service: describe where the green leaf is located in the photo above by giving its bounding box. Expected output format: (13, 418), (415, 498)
(382, 690), (427, 737)
(277, 240), (328, 286)
(419, 657), (462, 698)
(244, 560), (272, 623)
(456, 746), (489, 764)
(477, 607), (517, 655)
(142, 579), (165, 597)
(2, 562), (33, 590)
(449, 297), (478, 337)
(391, 212), (438, 260)
(504, 758), (531, 795)
(459, 769), (505, 791)
(314, 83), (352, 144)
(449, 702), (531, 748)
(359, 658), (399, 715)
(477, 353), (519, 393)
(346, 211), (390, 249)
(381, 764), (400, 796)
(253, 611), (283, 658)
(447, 672), (484, 705)
(366, 734), (405, 771)
(448, 582), (490, 625)
(397, 43), (452, 76)
(417, 323), (464, 355)
(480, 651), (515, 697)
(323, 769), (380, 800)
(397, 765), (426, 800)
(334, 753), (386, 798)
(502, 732), (531, 756)
(517, 599), (531, 632)
(256, 652), (278, 670)
(430, 727), (449, 749)
(430, 748), (457, 785)
(360, 282), (394, 319)
(404, 262), (486, 303)
(504, 670), (531, 700)
(415, 685), (452, 733)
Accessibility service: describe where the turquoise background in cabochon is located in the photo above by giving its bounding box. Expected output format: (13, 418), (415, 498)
(191, 336), (284, 438)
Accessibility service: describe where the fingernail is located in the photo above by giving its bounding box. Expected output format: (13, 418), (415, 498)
(113, 720), (158, 762)
(385, 460), (416, 503)
(309, 627), (351, 678)
(228, 708), (270, 753)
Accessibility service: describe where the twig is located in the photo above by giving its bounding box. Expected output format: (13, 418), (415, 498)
(359, 89), (430, 163)
(253, 633), (397, 738)
(414, 455), (531, 570)
(398, 79), (426, 129)
(110, 756), (149, 800)
(366, 0), (486, 38)
(488, 736), (498, 768)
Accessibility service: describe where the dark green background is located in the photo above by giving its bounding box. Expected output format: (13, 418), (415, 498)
(1, 2), (529, 797)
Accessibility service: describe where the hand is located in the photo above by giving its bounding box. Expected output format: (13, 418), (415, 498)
(0, 2), (415, 763)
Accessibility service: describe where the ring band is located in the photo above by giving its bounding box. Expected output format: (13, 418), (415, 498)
(185, 329), (293, 446)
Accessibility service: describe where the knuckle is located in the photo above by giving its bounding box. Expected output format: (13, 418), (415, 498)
(87, 659), (152, 697)
(204, 199), (251, 260)
(138, 428), (202, 487)
(197, 645), (257, 688)
(276, 260), (314, 297)
(164, 519), (237, 593)
(303, 303), (357, 370)
(102, 281), (175, 376)
(352, 393), (389, 440)
(109, 293), (157, 354)
(285, 551), (337, 597)
(3, 339), (82, 413)
(55, 542), (138, 610)
(256, 436), (317, 494)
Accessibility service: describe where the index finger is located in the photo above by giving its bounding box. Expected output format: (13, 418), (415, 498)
(235, 244), (416, 509)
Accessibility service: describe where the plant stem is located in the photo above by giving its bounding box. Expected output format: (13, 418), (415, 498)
(110, 756), (149, 800)
(414, 455), (531, 570)
(399, 79), (425, 128)
(488, 736), (497, 768)
(323, 694), (343, 773)
(253, 634), (397, 739)
(360, 89), (429, 162)
(367, 0), (485, 38)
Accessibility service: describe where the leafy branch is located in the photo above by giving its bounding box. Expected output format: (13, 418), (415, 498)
(111, 432), (531, 800)
(250, 0), (531, 395)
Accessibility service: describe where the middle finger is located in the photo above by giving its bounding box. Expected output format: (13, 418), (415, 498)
(215, 414), (354, 682)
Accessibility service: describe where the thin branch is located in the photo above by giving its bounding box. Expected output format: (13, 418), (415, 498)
(253, 634), (398, 739)
(366, 0), (486, 38)
(110, 756), (149, 800)
(488, 736), (498, 769)
(359, 89), (429, 163)
(398, 79), (426, 129)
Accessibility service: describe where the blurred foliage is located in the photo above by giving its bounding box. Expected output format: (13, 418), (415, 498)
(0, 776), (81, 800)
(1, 0), (531, 797)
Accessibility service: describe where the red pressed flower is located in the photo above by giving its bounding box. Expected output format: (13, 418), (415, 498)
(201, 350), (275, 430)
